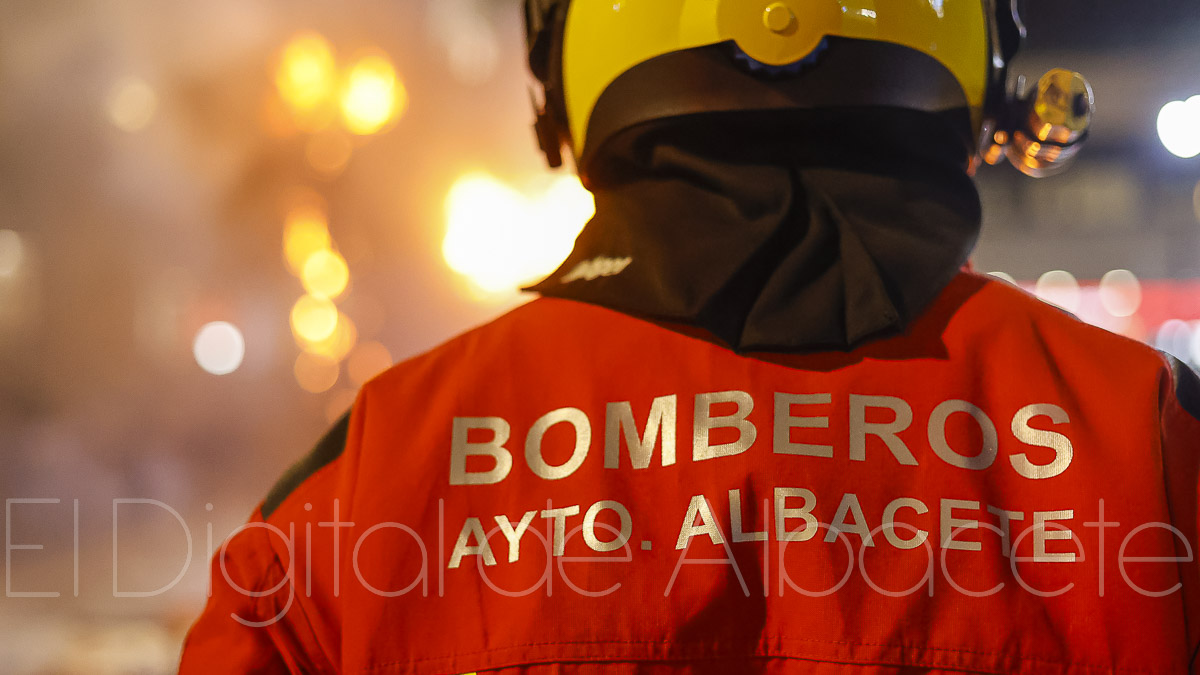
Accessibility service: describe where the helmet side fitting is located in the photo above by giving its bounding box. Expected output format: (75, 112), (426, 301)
(978, 0), (1096, 176)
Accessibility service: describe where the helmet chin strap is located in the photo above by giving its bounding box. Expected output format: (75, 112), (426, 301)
(525, 0), (571, 169)
(532, 87), (564, 169)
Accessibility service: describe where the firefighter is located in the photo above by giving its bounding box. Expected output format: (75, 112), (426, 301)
(182, 1), (1200, 673)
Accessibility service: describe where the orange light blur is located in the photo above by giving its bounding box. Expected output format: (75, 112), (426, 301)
(284, 208), (332, 276)
(276, 32), (336, 109)
(301, 312), (357, 362)
(340, 54), (406, 135)
(294, 352), (339, 393)
(301, 249), (350, 300)
(276, 32), (338, 131)
(442, 173), (594, 294)
(290, 295), (339, 343)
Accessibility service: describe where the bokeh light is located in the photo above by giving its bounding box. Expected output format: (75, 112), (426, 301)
(301, 249), (350, 300)
(301, 312), (357, 362)
(1157, 96), (1200, 159)
(987, 271), (1017, 285)
(106, 77), (158, 133)
(347, 341), (393, 385)
(442, 172), (594, 294)
(306, 130), (354, 176)
(284, 208), (332, 276)
(192, 322), (246, 376)
(340, 54), (406, 135)
(294, 352), (339, 393)
(1192, 321), (1200, 366)
(0, 229), (25, 278)
(290, 295), (339, 343)
(276, 32), (337, 115)
(1155, 319), (1193, 362)
(1098, 269), (1143, 318)
(1035, 270), (1082, 313)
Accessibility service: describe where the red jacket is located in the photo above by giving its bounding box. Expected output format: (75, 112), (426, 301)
(180, 272), (1200, 674)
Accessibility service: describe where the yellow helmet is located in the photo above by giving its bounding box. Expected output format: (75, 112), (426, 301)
(525, 0), (1092, 179)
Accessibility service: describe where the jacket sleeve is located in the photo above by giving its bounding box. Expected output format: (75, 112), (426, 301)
(179, 411), (355, 674)
(178, 509), (295, 674)
(1158, 355), (1200, 671)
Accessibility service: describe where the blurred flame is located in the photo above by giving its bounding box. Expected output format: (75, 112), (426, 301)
(340, 54), (406, 135)
(294, 352), (340, 393)
(442, 172), (594, 294)
(276, 32), (338, 131)
(302, 312), (357, 361)
(284, 208), (332, 276)
(291, 295), (339, 343)
(302, 249), (350, 300)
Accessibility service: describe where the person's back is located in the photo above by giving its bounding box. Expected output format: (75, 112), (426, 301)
(182, 273), (1200, 673)
(181, 1), (1200, 672)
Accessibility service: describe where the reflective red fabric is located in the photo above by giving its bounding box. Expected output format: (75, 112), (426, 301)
(181, 273), (1200, 674)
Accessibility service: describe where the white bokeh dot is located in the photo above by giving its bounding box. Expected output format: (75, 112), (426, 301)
(1035, 270), (1081, 313)
(193, 321), (245, 375)
(1155, 319), (1193, 363)
(1192, 321), (1200, 366)
(1158, 96), (1200, 159)
(1098, 269), (1143, 318)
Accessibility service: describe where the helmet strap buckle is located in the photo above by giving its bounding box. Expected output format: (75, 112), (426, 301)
(531, 88), (564, 168)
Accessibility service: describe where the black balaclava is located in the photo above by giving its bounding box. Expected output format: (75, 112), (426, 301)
(529, 106), (982, 353)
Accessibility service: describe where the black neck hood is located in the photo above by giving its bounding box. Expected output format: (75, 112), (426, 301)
(529, 108), (982, 353)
